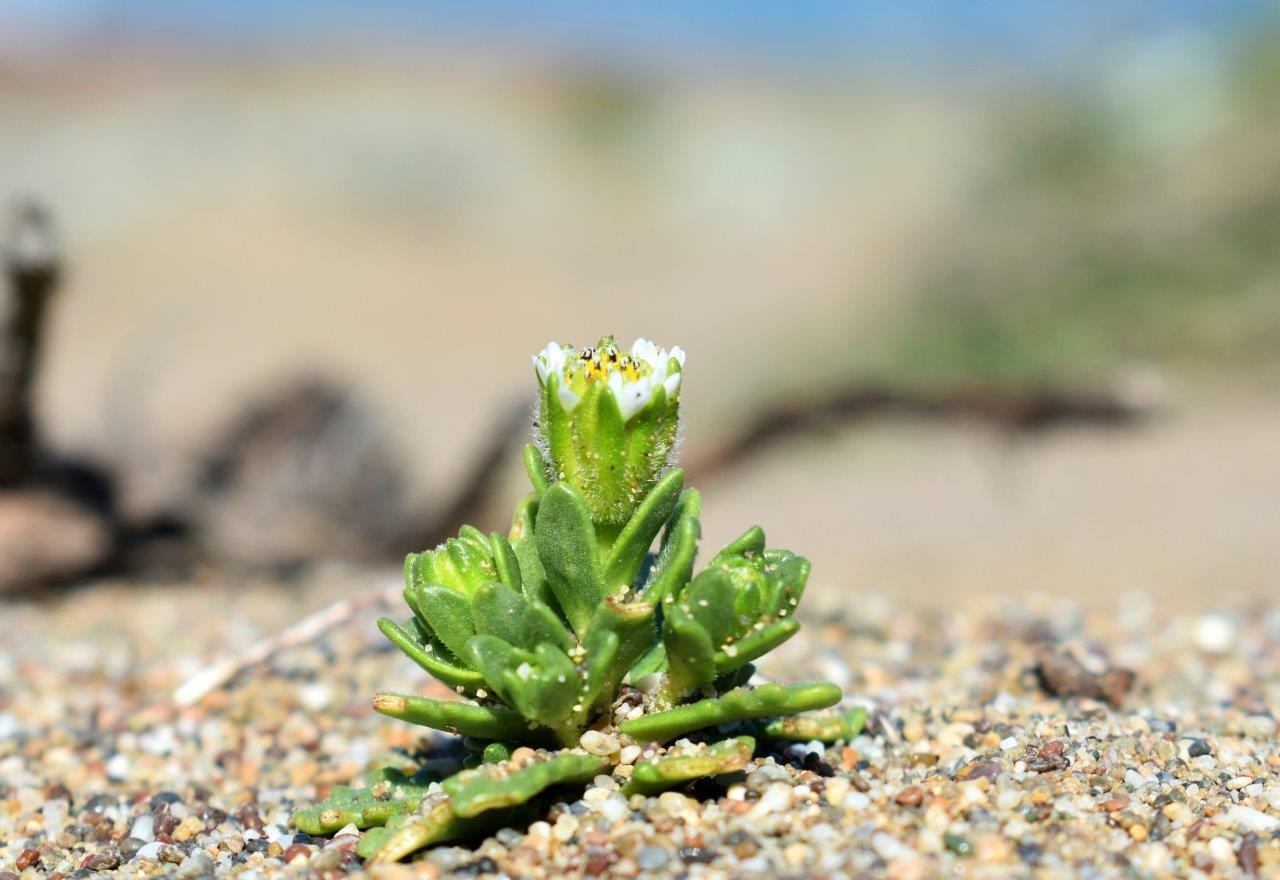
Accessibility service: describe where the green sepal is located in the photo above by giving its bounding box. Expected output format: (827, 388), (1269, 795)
(714, 619), (800, 674)
(764, 706), (867, 743)
(377, 617), (484, 690)
(406, 584), (475, 663)
(444, 751), (610, 818)
(621, 736), (755, 797)
(522, 443), (550, 496)
(535, 481), (604, 637)
(602, 469), (684, 593)
(618, 682), (843, 743)
(372, 692), (539, 742)
(642, 488), (701, 606)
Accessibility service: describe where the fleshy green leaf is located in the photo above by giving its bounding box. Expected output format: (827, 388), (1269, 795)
(471, 583), (529, 646)
(443, 751), (610, 818)
(713, 525), (766, 562)
(509, 493), (552, 606)
(621, 736), (755, 797)
(520, 600), (575, 654)
(489, 533), (524, 593)
(372, 692), (538, 742)
(377, 617), (484, 690)
(618, 682), (843, 743)
(291, 767), (437, 835)
(714, 619), (800, 674)
(661, 602), (716, 698)
(535, 481), (604, 637)
(683, 569), (737, 647)
(602, 469), (684, 593)
(642, 488), (701, 606)
(522, 443), (550, 496)
(764, 706), (867, 743)
(406, 584), (475, 663)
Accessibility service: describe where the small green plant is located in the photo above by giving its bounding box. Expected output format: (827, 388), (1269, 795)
(295, 337), (856, 860)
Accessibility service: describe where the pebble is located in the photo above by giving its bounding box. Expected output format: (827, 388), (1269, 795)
(579, 731), (621, 756)
(636, 846), (668, 870)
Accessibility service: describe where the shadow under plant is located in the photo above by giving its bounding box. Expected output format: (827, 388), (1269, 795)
(293, 338), (859, 862)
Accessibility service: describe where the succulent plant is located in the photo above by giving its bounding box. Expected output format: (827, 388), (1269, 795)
(295, 337), (852, 861)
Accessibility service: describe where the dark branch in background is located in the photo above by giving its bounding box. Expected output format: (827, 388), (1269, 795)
(0, 202), (60, 485)
(684, 381), (1159, 481)
(396, 399), (531, 553)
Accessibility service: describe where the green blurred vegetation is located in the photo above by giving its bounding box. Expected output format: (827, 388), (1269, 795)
(875, 34), (1280, 384)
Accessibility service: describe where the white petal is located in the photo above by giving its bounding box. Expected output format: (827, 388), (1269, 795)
(662, 372), (681, 397)
(557, 385), (581, 413)
(533, 355), (549, 384)
(616, 377), (653, 421)
(607, 371), (625, 397)
(669, 346), (686, 367)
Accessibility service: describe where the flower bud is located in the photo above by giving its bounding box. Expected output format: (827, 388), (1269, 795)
(532, 336), (683, 527)
(404, 525), (497, 597)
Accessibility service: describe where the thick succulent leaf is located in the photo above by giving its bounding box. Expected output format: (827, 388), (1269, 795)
(522, 443), (550, 496)
(443, 751), (610, 818)
(407, 584), (476, 663)
(372, 692), (538, 742)
(621, 736), (755, 797)
(507, 643), (580, 725)
(590, 598), (658, 676)
(714, 619), (800, 674)
(520, 600), (575, 654)
(618, 682), (843, 743)
(291, 768), (436, 835)
(535, 481), (604, 636)
(377, 617), (484, 690)
(713, 525), (766, 562)
(602, 469), (684, 593)
(465, 634), (532, 706)
(489, 532), (524, 593)
(509, 493), (552, 607)
(363, 795), (464, 863)
(762, 550), (811, 617)
(471, 583), (529, 646)
(640, 487), (700, 606)
(661, 603), (716, 698)
(627, 640), (667, 682)
(764, 706), (867, 743)
(578, 626), (619, 717)
(682, 569), (737, 647)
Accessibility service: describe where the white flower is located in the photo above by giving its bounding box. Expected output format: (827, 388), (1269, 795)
(532, 336), (684, 423)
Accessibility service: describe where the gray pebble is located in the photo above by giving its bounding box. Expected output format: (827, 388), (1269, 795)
(637, 846), (669, 870)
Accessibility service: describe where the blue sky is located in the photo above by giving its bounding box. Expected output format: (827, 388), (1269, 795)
(1, 1), (1272, 70)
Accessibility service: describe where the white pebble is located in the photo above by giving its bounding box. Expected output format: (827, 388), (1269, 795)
(1227, 805), (1280, 833)
(618, 745), (642, 765)
(130, 815), (155, 841)
(1194, 614), (1235, 654)
(134, 842), (164, 861)
(579, 730), (621, 756)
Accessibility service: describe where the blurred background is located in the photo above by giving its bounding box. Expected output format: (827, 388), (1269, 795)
(0, 1), (1277, 607)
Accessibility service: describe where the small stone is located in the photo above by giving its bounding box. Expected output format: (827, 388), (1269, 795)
(895, 785), (924, 807)
(1186, 738), (1213, 758)
(15, 850), (39, 871)
(1244, 716), (1277, 740)
(636, 846), (668, 870)
(282, 844), (311, 863)
(944, 835), (973, 856)
(172, 815), (205, 842)
(1194, 614), (1235, 653)
(1228, 806), (1280, 834)
(133, 842), (164, 861)
(118, 839), (146, 861)
(579, 731), (621, 756)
